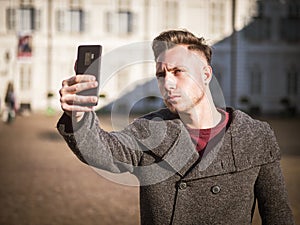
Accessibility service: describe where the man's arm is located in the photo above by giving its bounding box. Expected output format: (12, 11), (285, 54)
(254, 160), (295, 225)
(57, 111), (143, 173)
(57, 74), (143, 173)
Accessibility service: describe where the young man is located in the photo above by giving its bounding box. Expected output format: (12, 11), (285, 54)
(57, 30), (294, 224)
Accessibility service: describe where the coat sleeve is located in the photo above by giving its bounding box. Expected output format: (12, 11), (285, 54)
(254, 160), (295, 225)
(56, 112), (143, 173)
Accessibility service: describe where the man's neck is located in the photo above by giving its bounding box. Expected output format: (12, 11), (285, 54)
(179, 104), (222, 130)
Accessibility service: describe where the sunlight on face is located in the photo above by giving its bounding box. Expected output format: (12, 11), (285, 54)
(156, 45), (209, 113)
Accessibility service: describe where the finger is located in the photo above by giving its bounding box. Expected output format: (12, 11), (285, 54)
(61, 102), (94, 113)
(62, 75), (96, 87)
(62, 76), (76, 87)
(61, 94), (98, 105)
(73, 75), (96, 84)
(61, 81), (98, 95)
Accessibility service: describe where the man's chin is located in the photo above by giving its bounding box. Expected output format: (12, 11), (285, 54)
(164, 100), (178, 114)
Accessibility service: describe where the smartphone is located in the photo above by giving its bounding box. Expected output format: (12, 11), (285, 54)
(76, 45), (102, 106)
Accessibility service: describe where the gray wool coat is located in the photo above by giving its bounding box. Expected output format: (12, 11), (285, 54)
(57, 108), (295, 225)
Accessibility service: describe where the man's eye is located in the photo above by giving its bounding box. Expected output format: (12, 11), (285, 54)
(156, 72), (165, 78)
(174, 69), (184, 75)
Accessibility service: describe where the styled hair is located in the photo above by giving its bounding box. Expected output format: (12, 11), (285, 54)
(152, 29), (212, 65)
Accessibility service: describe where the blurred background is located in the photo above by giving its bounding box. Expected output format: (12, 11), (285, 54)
(0, 0), (299, 115)
(0, 0), (299, 224)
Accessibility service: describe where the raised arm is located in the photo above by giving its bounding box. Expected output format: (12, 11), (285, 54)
(57, 111), (143, 173)
(57, 74), (143, 173)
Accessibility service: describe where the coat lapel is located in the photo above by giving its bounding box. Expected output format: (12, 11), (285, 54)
(144, 116), (237, 179)
(137, 108), (280, 180)
(180, 129), (236, 180)
(138, 109), (236, 179)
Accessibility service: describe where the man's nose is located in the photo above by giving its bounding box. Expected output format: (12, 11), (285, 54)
(164, 72), (176, 90)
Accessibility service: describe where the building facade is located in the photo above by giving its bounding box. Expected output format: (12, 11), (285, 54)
(0, 0), (299, 115)
(213, 0), (300, 114)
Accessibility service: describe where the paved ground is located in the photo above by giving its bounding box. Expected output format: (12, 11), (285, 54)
(0, 112), (299, 225)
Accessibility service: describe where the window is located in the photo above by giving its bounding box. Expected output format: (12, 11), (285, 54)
(287, 69), (298, 95)
(280, 1), (300, 42)
(56, 9), (85, 33)
(250, 67), (262, 95)
(6, 8), (16, 30)
(280, 18), (300, 42)
(19, 7), (35, 31)
(287, 0), (300, 19)
(20, 65), (31, 91)
(6, 7), (40, 32)
(105, 11), (134, 35)
(256, 0), (264, 18)
(118, 11), (133, 34)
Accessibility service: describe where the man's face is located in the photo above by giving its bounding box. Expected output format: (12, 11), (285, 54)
(156, 45), (210, 114)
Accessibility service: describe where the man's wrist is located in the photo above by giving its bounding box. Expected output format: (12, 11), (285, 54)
(74, 113), (85, 123)
(58, 112), (87, 133)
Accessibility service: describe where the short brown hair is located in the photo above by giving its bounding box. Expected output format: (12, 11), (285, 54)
(152, 29), (212, 65)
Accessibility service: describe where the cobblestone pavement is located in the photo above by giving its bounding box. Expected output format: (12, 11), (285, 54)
(0, 112), (299, 225)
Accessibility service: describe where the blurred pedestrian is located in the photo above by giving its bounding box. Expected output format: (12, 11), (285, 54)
(57, 29), (295, 224)
(3, 82), (16, 123)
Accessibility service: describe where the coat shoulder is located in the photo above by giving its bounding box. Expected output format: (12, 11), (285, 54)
(230, 110), (281, 170)
(119, 108), (184, 158)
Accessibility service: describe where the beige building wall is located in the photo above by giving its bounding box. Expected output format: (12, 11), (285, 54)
(0, 0), (257, 113)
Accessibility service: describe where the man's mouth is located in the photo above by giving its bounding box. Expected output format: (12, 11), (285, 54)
(167, 95), (180, 102)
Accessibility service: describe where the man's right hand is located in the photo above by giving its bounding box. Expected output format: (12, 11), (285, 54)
(59, 75), (98, 122)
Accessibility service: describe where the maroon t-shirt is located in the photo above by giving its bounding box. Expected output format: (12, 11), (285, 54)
(186, 109), (229, 157)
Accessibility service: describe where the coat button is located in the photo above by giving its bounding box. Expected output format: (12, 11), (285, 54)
(211, 185), (221, 194)
(178, 182), (187, 190)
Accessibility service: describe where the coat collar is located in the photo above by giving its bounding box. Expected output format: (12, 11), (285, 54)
(140, 108), (280, 179)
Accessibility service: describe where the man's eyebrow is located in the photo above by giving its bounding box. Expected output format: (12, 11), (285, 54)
(167, 65), (187, 72)
(157, 63), (186, 69)
(155, 65), (187, 77)
(155, 70), (165, 76)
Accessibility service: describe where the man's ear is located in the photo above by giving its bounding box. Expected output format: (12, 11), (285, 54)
(203, 65), (213, 84)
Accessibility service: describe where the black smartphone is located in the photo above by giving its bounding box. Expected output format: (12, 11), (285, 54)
(76, 45), (102, 106)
